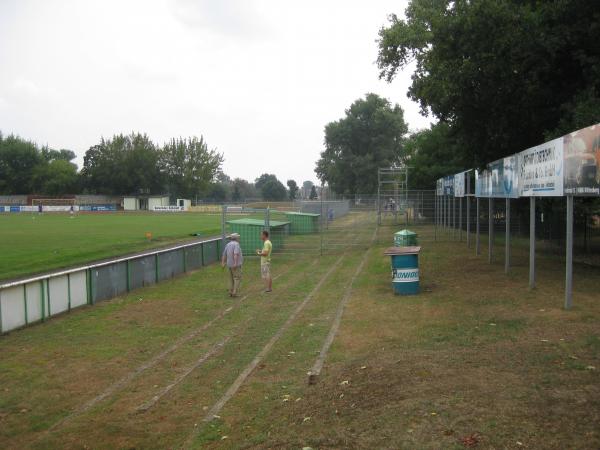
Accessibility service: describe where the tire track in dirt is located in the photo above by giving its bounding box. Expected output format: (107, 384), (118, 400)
(134, 259), (322, 414)
(37, 261), (297, 439)
(181, 254), (347, 449)
(308, 226), (378, 384)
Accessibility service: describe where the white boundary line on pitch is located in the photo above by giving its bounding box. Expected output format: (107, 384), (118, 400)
(308, 226), (378, 384)
(181, 254), (346, 449)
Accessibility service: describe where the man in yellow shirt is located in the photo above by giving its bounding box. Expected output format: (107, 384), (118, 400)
(256, 230), (273, 292)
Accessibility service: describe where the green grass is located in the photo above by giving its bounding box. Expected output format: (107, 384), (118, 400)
(0, 219), (599, 449)
(0, 212), (221, 281)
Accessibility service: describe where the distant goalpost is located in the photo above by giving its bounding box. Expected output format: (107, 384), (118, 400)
(31, 198), (76, 206)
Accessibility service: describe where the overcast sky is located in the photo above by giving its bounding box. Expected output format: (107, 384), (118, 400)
(0, 0), (433, 184)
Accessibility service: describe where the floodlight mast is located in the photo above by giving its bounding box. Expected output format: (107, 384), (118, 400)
(377, 166), (410, 226)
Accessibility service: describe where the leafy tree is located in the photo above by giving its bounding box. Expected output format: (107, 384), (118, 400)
(302, 180), (314, 199)
(232, 178), (258, 201)
(286, 179), (298, 201)
(377, 0), (600, 167)
(232, 184), (241, 201)
(34, 159), (78, 195)
(255, 174), (279, 191)
(81, 133), (163, 194)
(206, 182), (228, 202)
(315, 93), (408, 196)
(255, 174), (287, 201)
(404, 123), (466, 189)
(160, 136), (223, 199)
(0, 133), (43, 194)
(309, 185), (318, 200)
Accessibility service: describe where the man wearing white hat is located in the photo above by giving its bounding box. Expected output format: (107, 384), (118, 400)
(221, 233), (243, 297)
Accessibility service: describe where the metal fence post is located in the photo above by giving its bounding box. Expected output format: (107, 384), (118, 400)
(476, 197), (481, 255)
(453, 196), (456, 240)
(23, 285), (28, 324)
(529, 197), (536, 289)
(466, 196), (471, 247)
(459, 196), (463, 242)
(434, 194), (438, 241)
(155, 254), (159, 283)
(505, 198), (511, 274)
(488, 198), (494, 263)
(565, 195), (574, 309)
(221, 205), (227, 252)
(40, 279), (45, 320)
(67, 273), (72, 311)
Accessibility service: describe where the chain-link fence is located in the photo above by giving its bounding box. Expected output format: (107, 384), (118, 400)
(434, 195), (600, 266)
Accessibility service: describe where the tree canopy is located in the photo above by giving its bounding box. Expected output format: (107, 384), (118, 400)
(0, 133), (77, 195)
(315, 93), (408, 196)
(377, 0), (600, 169)
(255, 173), (287, 201)
(286, 179), (298, 201)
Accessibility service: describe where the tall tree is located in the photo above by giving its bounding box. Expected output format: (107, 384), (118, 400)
(160, 136), (223, 199)
(286, 179), (298, 201)
(0, 133), (43, 194)
(315, 93), (408, 196)
(309, 185), (318, 200)
(232, 178), (258, 201)
(377, 0), (600, 167)
(81, 133), (163, 194)
(403, 123), (466, 189)
(302, 180), (314, 199)
(255, 174), (287, 201)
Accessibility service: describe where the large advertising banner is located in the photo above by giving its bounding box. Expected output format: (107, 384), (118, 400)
(443, 176), (454, 196)
(436, 178), (443, 196)
(475, 169), (492, 197)
(563, 123), (600, 196)
(453, 172), (466, 197)
(486, 155), (520, 198)
(518, 137), (564, 197)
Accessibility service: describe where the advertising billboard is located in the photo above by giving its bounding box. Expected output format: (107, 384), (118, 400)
(518, 137), (564, 197)
(453, 172), (466, 197)
(563, 123), (600, 196)
(443, 176), (454, 196)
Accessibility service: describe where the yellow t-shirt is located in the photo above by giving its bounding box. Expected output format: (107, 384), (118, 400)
(261, 240), (272, 265)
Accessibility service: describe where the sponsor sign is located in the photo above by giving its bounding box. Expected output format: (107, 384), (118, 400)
(443, 176), (454, 196)
(485, 155), (520, 198)
(80, 204), (117, 211)
(475, 169), (491, 197)
(392, 268), (419, 283)
(152, 205), (184, 212)
(436, 179), (444, 196)
(518, 138), (564, 197)
(454, 172), (466, 197)
(563, 123), (600, 196)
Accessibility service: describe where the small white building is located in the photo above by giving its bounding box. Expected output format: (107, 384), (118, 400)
(176, 199), (191, 211)
(123, 195), (170, 211)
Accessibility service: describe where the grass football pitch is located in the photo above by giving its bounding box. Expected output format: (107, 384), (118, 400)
(0, 216), (599, 449)
(0, 212), (221, 281)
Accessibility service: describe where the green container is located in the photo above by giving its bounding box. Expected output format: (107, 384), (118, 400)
(394, 229), (418, 247)
(284, 212), (320, 234)
(226, 219), (290, 255)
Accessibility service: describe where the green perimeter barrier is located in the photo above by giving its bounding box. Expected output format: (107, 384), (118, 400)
(0, 237), (222, 334)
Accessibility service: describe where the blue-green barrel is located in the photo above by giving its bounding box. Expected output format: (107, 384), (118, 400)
(390, 253), (419, 295)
